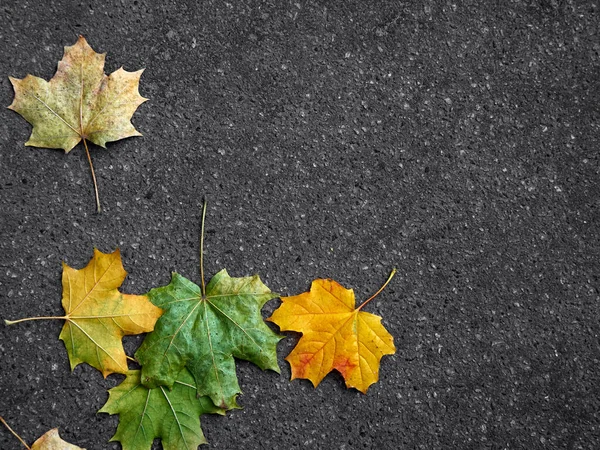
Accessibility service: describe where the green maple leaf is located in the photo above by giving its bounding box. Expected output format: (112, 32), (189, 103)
(99, 369), (224, 450)
(135, 269), (282, 410)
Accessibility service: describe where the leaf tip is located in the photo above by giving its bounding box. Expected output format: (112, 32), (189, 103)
(356, 386), (369, 394)
(7, 76), (19, 88)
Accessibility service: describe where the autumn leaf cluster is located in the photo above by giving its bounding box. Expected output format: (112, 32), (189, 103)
(3, 37), (396, 450)
(5, 246), (396, 449)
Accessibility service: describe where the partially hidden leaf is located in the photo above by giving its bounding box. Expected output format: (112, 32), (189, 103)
(99, 369), (225, 450)
(8, 35), (147, 152)
(135, 269), (282, 410)
(5, 249), (163, 377)
(31, 428), (85, 450)
(268, 273), (396, 393)
(0, 417), (84, 450)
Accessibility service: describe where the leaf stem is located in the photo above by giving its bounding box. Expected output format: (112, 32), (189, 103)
(4, 316), (65, 325)
(0, 416), (31, 450)
(83, 138), (101, 213)
(357, 268), (397, 311)
(200, 198), (208, 297)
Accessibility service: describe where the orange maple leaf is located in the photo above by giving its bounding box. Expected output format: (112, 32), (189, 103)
(268, 270), (396, 393)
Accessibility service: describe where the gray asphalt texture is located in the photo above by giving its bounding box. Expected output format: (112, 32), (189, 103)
(1, 1), (599, 449)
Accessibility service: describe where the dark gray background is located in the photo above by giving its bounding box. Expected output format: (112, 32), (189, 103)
(1, 1), (599, 449)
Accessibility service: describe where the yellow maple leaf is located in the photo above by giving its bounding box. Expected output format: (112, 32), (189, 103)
(8, 35), (147, 211)
(268, 271), (396, 393)
(0, 417), (85, 450)
(5, 249), (162, 378)
(31, 428), (85, 450)
(8, 35), (146, 152)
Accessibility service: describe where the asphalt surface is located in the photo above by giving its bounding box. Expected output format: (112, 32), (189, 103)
(1, 1), (599, 449)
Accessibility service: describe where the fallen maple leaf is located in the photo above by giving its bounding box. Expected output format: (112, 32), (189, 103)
(31, 428), (85, 450)
(8, 35), (147, 212)
(268, 270), (397, 393)
(5, 248), (162, 377)
(0, 416), (84, 449)
(135, 201), (282, 410)
(99, 369), (225, 450)
(136, 270), (281, 410)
